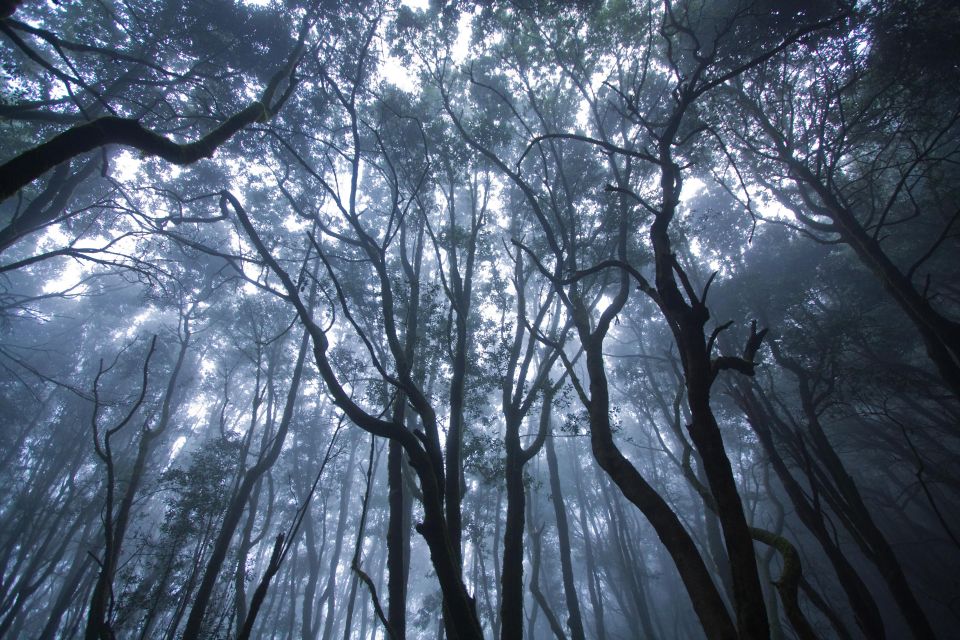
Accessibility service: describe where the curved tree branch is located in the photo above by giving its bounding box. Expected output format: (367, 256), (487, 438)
(0, 25), (307, 203)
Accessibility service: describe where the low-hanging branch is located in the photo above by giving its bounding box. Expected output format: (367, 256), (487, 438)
(0, 105), (265, 204)
(0, 26), (306, 204)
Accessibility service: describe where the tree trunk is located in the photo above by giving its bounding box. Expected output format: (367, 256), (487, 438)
(388, 439), (408, 639)
(579, 332), (737, 640)
(320, 433), (360, 640)
(735, 382), (885, 639)
(37, 517), (97, 640)
(181, 326), (309, 639)
(647, 149), (769, 639)
(571, 458), (606, 640)
(773, 344), (936, 639)
(500, 414), (526, 640)
(544, 410), (586, 640)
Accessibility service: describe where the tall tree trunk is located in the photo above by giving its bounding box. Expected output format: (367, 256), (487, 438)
(500, 414), (526, 640)
(571, 460), (606, 640)
(37, 517), (97, 640)
(743, 97), (960, 398)
(342, 438), (378, 640)
(577, 328), (737, 640)
(440, 162), (484, 573)
(772, 342), (936, 639)
(526, 489), (567, 640)
(387, 439), (408, 639)
(544, 406), (586, 640)
(647, 146), (769, 639)
(237, 533), (285, 640)
(445, 312), (468, 567)
(87, 333), (171, 640)
(320, 433), (360, 640)
(734, 381), (885, 639)
(301, 508), (323, 640)
(234, 478), (265, 630)
(603, 479), (658, 639)
(181, 326), (309, 639)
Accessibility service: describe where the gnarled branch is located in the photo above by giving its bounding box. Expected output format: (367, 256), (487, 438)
(0, 25), (306, 203)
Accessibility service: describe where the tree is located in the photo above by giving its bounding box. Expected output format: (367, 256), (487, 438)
(717, 1), (960, 398)
(1, 2), (959, 639)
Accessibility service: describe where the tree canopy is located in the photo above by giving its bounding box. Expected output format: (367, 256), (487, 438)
(1, 1), (959, 639)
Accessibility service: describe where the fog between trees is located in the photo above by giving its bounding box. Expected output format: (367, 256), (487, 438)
(1, 1), (959, 639)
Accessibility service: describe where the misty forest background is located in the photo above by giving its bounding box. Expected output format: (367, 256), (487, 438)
(1, 1), (959, 639)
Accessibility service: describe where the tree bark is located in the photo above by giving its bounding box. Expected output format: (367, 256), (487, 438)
(237, 533), (285, 640)
(85, 336), (161, 640)
(648, 143), (769, 639)
(319, 434), (359, 640)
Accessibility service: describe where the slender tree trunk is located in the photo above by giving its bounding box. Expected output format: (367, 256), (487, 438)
(37, 517), (97, 640)
(544, 409), (586, 640)
(492, 485), (504, 639)
(440, 162), (483, 573)
(647, 151), (768, 639)
(164, 514), (218, 640)
(746, 102), (960, 398)
(578, 331), (737, 640)
(526, 489), (567, 640)
(735, 382), (885, 639)
(796, 385), (936, 640)
(571, 450), (605, 640)
(238, 533), (285, 640)
(342, 439), (378, 640)
(301, 509), (323, 640)
(320, 434), (360, 640)
(605, 480), (658, 639)
(758, 465), (786, 640)
(87, 333), (173, 640)
(234, 479), (264, 630)
(824, 174), (960, 397)
(181, 326), (309, 639)
(387, 439), (408, 639)
(0, 533), (69, 638)
(446, 315), (468, 567)
(136, 542), (178, 640)
(500, 411), (526, 640)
